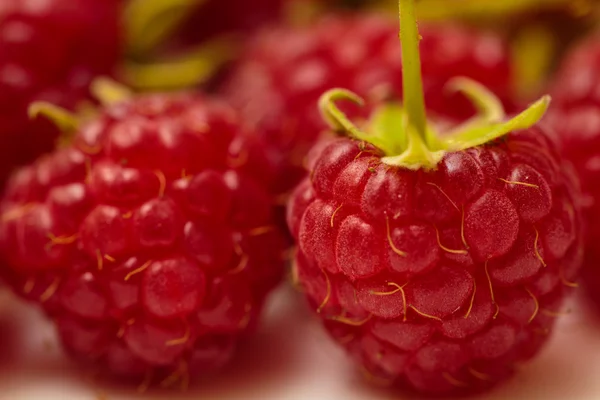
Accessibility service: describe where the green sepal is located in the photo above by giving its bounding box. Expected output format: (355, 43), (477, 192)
(28, 102), (80, 133)
(443, 95), (551, 151)
(319, 89), (389, 150)
(381, 124), (446, 170)
(368, 103), (409, 155)
(445, 77), (505, 123)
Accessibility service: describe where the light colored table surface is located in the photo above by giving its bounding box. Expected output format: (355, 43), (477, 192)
(0, 286), (599, 400)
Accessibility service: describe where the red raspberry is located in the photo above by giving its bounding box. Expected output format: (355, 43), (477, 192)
(0, 0), (121, 186)
(0, 93), (287, 385)
(290, 131), (582, 394)
(547, 35), (600, 313)
(222, 13), (515, 197)
(288, 1), (583, 395)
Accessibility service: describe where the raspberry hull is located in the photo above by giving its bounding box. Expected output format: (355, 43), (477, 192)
(0, 0), (121, 186)
(547, 35), (600, 313)
(288, 130), (582, 394)
(0, 94), (286, 384)
(223, 14), (515, 196)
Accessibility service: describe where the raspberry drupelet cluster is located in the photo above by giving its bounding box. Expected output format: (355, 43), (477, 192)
(222, 13), (515, 197)
(0, 91), (287, 386)
(0, 0), (121, 186)
(289, 129), (582, 394)
(287, 0), (584, 395)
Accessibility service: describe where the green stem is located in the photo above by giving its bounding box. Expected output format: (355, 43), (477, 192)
(399, 0), (427, 139)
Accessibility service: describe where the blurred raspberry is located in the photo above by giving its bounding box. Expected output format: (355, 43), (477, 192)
(0, 0), (121, 187)
(547, 34), (600, 314)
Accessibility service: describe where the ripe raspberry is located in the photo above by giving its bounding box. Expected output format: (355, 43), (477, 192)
(0, 92), (287, 385)
(0, 0), (121, 186)
(546, 34), (600, 314)
(288, 1), (583, 395)
(222, 13), (515, 197)
(291, 131), (582, 394)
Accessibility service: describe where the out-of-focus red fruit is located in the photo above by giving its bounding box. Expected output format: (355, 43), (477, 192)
(0, 0), (121, 187)
(547, 33), (600, 314)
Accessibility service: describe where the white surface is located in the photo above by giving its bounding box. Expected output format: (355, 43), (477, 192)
(0, 286), (599, 400)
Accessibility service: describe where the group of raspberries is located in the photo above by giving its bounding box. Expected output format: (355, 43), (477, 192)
(0, 0), (599, 396)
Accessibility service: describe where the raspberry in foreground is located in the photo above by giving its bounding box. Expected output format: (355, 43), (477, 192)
(0, 0), (121, 187)
(547, 34), (600, 314)
(288, 0), (583, 395)
(0, 91), (287, 387)
(221, 13), (515, 197)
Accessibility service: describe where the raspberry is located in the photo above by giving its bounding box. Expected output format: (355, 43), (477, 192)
(0, 92), (287, 386)
(0, 0), (121, 187)
(547, 34), (600, 314)
(288, 1), (583, 395)
(222, 13), (515, 197)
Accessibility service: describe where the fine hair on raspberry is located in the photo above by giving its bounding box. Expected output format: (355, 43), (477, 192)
(287, 0), (584, 394)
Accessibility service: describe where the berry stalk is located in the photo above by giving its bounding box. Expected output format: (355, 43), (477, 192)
(319, 0), (550, 171)
(399, 0), (427, 138)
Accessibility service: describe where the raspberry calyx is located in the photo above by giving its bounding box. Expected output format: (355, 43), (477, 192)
(29, 78), (134, 147)
(319, 0), (550, 171)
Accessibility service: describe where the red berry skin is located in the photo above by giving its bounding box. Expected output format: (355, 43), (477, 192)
(546, 36), (600, 314)
(222, 14), (515, 196)
(0, 0), (121, 187)
(0, 93), (287, 383)
(288, 129), (583, 395)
